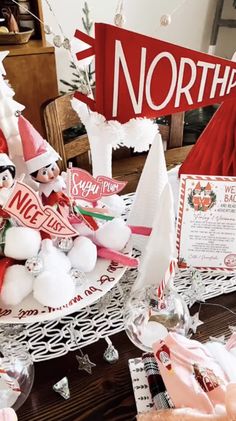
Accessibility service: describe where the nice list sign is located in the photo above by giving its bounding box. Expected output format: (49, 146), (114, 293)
(3, 181), (77, 238)
(74, 23), (236, 123)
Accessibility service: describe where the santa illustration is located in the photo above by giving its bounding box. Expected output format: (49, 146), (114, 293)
(192, 182), (202, 211)
(201, 182), (212, 211)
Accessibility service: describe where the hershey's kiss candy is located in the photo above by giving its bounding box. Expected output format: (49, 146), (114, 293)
(56, 237), (73, 252)
(103, 337), (119, 364)
(114, 13), (126, 28)
(53, 35), (63, 47)
(25, 256), (43, 277)
(44, 24), (52, 35)
(160, 14), (171, 26)
(53, 377), (70, 400)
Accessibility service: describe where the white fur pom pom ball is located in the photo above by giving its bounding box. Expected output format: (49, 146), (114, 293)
(33, 271), (75, 308)
(1, 265), (34, 306)
(39, 239), (71, 273)
(4, 227), (41, 260)
(68, 236), (97, 272)
(101, 195), (125, 216)
(95, 218), (131, 251)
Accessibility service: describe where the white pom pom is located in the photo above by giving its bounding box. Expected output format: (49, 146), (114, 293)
(73, 222), (94, 238)
(1, 265), (34, 305)
(68, 236), (97, 272)
(39, 239), (71, 273)
(95, 218), (131, 251)
(123, 118), (157, 152)
(33, 271), (75, 308)
(4, 227), (41, 260)
(101, 195), (125, 216)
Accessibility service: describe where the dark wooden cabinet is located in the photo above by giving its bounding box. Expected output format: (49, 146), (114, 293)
(0, 0), (58, 135)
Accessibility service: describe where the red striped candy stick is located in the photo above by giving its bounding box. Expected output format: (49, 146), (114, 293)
(157, 259), (177, 303)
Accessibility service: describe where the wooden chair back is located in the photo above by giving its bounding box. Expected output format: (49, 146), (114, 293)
(43, 93), (90, 171)
(43, 93), (192, 190)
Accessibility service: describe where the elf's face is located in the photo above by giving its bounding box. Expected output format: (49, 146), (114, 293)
(0, 169), (14, 189)
(35, 162), (60, 183)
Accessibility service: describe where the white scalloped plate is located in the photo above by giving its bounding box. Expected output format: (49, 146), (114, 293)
(0, 244), (131, 324)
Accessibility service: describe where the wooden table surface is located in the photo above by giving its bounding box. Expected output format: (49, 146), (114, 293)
(17, 292), (236, 421)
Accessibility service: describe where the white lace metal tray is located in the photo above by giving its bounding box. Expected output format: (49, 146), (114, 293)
(4, 264), (236, 362)
(1, 193), (236, 362)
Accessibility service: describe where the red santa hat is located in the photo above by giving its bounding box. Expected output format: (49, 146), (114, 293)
(18, 115), (60, 174)
(0, 129), (15, 167)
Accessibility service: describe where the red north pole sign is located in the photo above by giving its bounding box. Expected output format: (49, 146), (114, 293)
(74, 23), (236, 123)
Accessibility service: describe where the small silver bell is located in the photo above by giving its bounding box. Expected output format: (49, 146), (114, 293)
(114, 13), (126, 27)
(160, 14), (171, 26)
(56, 237), (73, 253)
(44, 25), (53, 35)
(70, 268), (86, 287)
(103, 337), (119, 364)
(25, 256), (43, 277)
(63, 38), (71, 50)
(53, 35), (63, 48)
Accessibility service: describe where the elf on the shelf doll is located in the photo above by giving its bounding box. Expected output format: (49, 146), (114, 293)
(18, 115), (139, 269)
(18, 115), (69, 208)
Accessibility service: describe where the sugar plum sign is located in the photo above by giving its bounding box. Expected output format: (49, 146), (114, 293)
(3, 181), (77, 237)
(67, 168), (127, 201)
(74, 23), (236, 123)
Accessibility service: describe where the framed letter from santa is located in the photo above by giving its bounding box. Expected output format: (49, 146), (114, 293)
(177, 174), (236, 271)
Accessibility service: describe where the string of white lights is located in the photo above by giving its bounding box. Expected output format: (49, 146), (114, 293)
(160, 0), (190, 26)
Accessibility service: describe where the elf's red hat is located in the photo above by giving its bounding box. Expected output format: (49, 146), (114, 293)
(195, 182), (201, 191)
(179, 98), (236, 177)
(18, 115), (60, 174)
(205, 182), (211, 192)
(0, 129), (14, 167)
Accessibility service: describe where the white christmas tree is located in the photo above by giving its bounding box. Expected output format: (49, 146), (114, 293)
(133, 182), (177, 292)
(0, 51), (25, 163)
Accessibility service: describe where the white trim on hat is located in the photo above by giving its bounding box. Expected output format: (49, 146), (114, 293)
(26, 144), (60, 174)
(0, 153), (15, 167)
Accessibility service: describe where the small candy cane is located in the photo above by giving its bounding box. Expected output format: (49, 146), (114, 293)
(157, 259), (177, 304)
